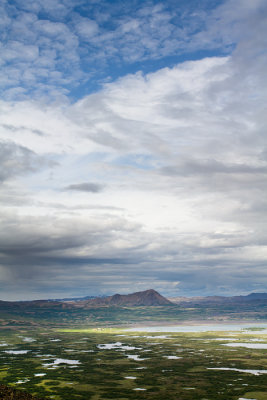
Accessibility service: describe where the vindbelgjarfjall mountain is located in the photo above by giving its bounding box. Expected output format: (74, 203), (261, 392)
(74, 289), (173, 307)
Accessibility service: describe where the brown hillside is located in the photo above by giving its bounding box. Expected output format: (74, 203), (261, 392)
(79, 289), (173, 307)
(0, 384), (47, 400)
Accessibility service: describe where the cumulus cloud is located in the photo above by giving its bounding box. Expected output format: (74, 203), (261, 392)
(73, 15), (99, 40)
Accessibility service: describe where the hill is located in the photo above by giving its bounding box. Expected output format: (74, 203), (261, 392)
(78, 289), (174, 307)
(0, 384), (47, 400)
(235, 292), (267, 301)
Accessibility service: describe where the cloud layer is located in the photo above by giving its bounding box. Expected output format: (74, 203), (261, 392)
(0, 0), (267, 300)
(2, 0), (265, 100)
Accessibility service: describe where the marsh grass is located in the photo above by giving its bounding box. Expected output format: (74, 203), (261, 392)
(0, 328), (266, 399)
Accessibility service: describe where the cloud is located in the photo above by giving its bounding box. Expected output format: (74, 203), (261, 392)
(0, 141), (54, 183)
(73, 15), (99, 40)
(0, 5), (81, 100)
(0, 46), (266, 298)
(1, 123), (44, 136)
(162, 160), (267, 176)
(0, 205), (266, 300)
(1, 0), (266, 101)
(0, 0), (267, 299)
(0, 209), (149, 299)
(63, 182), (105, 193)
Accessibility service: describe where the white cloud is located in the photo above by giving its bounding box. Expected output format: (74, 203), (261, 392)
(1, 39), (267, 298)
(74, 16), (99, 40)
(0, 0), (267, 298)
(2, 0), (266, 101)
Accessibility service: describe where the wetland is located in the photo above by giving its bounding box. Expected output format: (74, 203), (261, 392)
(0, 324), (267, 400)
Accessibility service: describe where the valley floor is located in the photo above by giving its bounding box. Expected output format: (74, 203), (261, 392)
(0, 323), (267, 400)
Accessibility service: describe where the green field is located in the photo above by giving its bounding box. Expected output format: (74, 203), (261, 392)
(0, 326), (267, 400)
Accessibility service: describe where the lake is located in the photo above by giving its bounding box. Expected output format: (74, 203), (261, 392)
(126, 322), (267, 332)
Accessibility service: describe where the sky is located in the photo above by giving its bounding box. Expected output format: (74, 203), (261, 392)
(0, 0), (267, 300)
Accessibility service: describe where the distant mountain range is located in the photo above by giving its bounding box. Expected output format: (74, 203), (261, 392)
(1, 290), (267, 308)
(0, 289), (266, 327)
(50, 290), (267, 306)
(168, 292), (267, 304)
(0, 289), (173, 309)
(48, 295), (104, 302)
(47, 289), (172, 305)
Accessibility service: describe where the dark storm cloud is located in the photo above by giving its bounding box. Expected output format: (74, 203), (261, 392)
(63, 182), (105, 193)
(144, 257), (267, 297)
(0, 207), (266, 299)
(0, 211), (144, 281)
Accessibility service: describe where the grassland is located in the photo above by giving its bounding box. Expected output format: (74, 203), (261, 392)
(0, 325), (267, 400)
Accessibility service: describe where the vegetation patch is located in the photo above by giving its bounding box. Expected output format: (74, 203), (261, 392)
(242, 392), (267, 400)
(0, 327), (266, 399)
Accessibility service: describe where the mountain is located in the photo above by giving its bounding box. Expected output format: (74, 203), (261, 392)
(0, 290), (266, 328)
(78, 289), (174, 307)
(47, 295), (104, 302)
(234, 292), (267, 301)
(168, 292), (267, 304)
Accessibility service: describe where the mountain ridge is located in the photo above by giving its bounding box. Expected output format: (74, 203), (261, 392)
(0, 290), (266, 327)
(75, 289), (174, 307)
(1, 291), (267, 305)
(168, 292), (267, 304)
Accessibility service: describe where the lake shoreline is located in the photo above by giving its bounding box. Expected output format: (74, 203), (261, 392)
(124, 319), (267, 328)
(124, 320), (267, 332)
